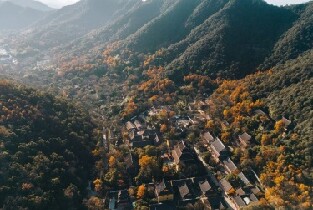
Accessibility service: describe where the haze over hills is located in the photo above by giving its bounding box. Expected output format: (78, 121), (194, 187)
(16, 0), (140, 48)
(0, 0), (312, 209)
(0, 0), (53, 11)
(0, 1), (47, 30)
(62, 0), (184, 54)
(31, 0), (313, 9)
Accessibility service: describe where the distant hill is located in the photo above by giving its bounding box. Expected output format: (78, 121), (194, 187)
(64, 0), (229, 57)
(261, 2), (313, 69)
(17, 0), (139, 49)
(0, 1), (46, 30)
(124, 0), (229, 53)
(62, 0), (179, 55)
(0, 0), (53, 11)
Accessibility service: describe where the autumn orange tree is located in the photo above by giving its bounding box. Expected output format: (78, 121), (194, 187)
(184, 74), (214, 90)
(137, 185), (146, 199)
(108, 156), (116, 167)
(136, 155), (161, 184)
(261, 154), (311, 208)
(274, 120), (286, 134)
(160, 124), (168, 133)
(93, 179), (103, 192)
(122, 97), (139, 118)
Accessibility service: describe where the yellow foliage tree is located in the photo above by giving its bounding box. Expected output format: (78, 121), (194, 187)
(160, 124), (168, 133)
(275, 120), (285, 134)
(86, 196), (104, 210)
(261, 134), (271, 146)
(109, 156), (116, 167)
(221, 131), (231, 144)
(137, 185), (145, 199)
(139, 155), (153, 168)
(205, 120), (215, 129)
(93, 178), (103, 192)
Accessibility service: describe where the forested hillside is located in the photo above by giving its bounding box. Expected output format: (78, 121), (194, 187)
(165, 0), (297, 78)
(262, 2), (313, 68)
(115, 0), (298, 78)
(124, 0), (211, 52)
(206, 50), (313, 208)
(0, 81), (96, 209)
(53, 0), (302, 79)
(59, 0), (175, 56)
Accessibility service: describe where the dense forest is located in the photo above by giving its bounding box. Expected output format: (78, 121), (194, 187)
(0, 81), (96, 209)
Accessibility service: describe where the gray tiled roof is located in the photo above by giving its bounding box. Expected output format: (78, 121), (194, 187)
(126, 121), (135, 131)
(199, 180), (211, 193)
(220, 179), (232, 192)
(282, 117), (291, 126)
(223, 158), (237, 172)
(172, 141), (187, 164)
(255, 109), (266, 115)
(250, 193), (258, 202)
(178, 183), (190, 199)
(155, 180), (166, 196)
(236, 188), (245, 196)
(134, 120), (143, 130)
(234, 196), (246, 207)
(251, 186), (261, 195)
(203, 132), (214, 142)
(239, 132), (251, 142)
(238, 172), (250, 185)
(211, 138), (225, 154)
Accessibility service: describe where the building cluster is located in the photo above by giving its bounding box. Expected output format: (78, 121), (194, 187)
(100, 101), (265, 210)
(124, 119), (161, 148)
(202, 130), (262, 209)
